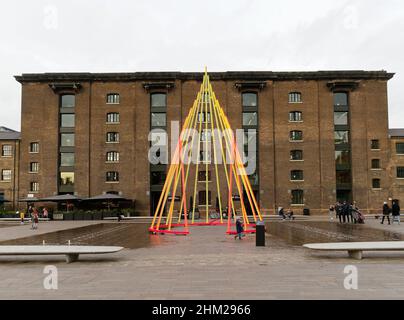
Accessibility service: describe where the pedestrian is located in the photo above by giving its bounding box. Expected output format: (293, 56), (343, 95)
(335, 202), (343, 223)
(329, 205), (335, 221)
(117, 210), (122, 222)
(31, 207), (39, 230)
(392, 201), (401, 225)
(381, 202), (391, 225)
(42, 207), (48, 219)
(286, 208), (295, 220)
(234, 218), (245, 240)
(18, 210), (25, 225)
(342, 201), (349, 223)
(278, 207), (286, 220)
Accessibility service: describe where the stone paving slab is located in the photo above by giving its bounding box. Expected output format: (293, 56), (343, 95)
(1, 221), (404, 299)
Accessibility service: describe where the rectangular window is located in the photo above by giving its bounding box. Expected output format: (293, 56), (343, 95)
(29, 142), (39, 153)
(106, 113), (120, 123)
(60, 153), (75, 167)
(288, 92), (302, 103)
(290, 150), (303, 161)
(291, 190), (304, 205)
(151, 93), (166, 108)
(151, 113), (167, 127)
(106, 171), (119, 182)
(371, 140), (380, 150)
(61, 134), (75, 147)
(289, 111), (302, 122)
(1, 169), (11, 181)
(336, 170), (351, 184)
(1, 145), (12, 156)
(106, 151), (120, 162)
(243, 112), (258, 126)
(151, 172), (167, 185)
(335, 151), (350, 165)
(107, 93), (120, 104)
(291, 170), (304, 181)
(372, 179), (381, 189)
(290, 131), (303, 141)
(200, 130), (212, 142)
(60, 172), (75, 186)
(106, 132), (119, 143)
(396, 143), (404, 154)
(61, 95), (75, 108)
(198, 190), (212, 206)
(397, 167), (404, 178)
(198, 171), (211, 182)
(334, 131), (349, 145)
(61, 114), (75, 127)
(371, 159), (381, 169)
(334, 93), (348, 107)
(30, 182), (39, 192)
(29, 162), (39, 173)
(334, 112), (348, 125)
(242, 93), (258, 107)
(198, 112), (211, 123)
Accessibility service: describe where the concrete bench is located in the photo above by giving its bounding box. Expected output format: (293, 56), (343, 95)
(0, 245), (124, 263)
(303, 241), (404, 260)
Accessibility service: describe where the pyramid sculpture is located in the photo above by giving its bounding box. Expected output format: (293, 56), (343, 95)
(149, 69), (263, 235)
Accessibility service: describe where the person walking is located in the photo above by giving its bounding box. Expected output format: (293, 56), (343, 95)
(335, 202), (343, 223)
(342, 201), (349, 223)
(392, 201), (401, 225)
(381, 202), (391, 225)
(234, 218), (245, 240)
(278, 207), (286, 220)
(18, 210), (25, 225)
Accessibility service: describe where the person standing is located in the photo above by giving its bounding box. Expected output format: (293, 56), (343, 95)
(19, 210), (25, 225)
(381, 202), (391, 225)
(278, 207), (286, 220)
(42, 207), (48, 219)
(234, 218), (244, 240)
(392, 201), (401, 225)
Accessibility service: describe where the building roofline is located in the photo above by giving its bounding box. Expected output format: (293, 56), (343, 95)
(14, 70), (395, 83)
(389, 129), (404, 138)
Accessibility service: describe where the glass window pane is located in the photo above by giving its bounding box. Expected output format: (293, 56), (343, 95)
(334, 112), (348, 125)
(242, 93), (257, 107)
(61, 134), (75, 147)
(61, 95), (75, 108)
(60, 172), (75, 185)
(334, 93), (348, 106)
(372, 179), (381, 189)
(396, 143), (404, 154)
(291, 190), (304, 204)
(290, 150), (303, 161)
(291, 170), (304, 181)
(289, 92), (302, 103)
(371, 140), (380, 150)
(334, 131), (349, 144)
(290, 131), (303, 141)
(60, 153), (75, 166)
(2, 145), (12, 156)
(61, 114), (75, 127)
(151, 93), (167, 108)
(243, 112), (258, 126)
(335, 151), (350, 165)
(372, 159), (380, 169)
(151, 113), (166, 127)
(336, 170), (351, 184)
(397, 167), (404, 178)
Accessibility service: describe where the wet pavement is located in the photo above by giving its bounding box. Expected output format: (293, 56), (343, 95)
(1, 220), (404, 299)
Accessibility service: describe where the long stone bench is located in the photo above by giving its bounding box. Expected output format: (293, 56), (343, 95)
(0, 245), (124, 263)
(303, 241), (404, 260)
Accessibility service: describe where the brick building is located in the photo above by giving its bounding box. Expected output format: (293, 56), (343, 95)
(14, 70), (396, 215)
(388, 129), (404, 206)
(0, 126), (20, 210)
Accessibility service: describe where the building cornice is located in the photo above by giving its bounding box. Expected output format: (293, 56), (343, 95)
(14, 70), (395, 83)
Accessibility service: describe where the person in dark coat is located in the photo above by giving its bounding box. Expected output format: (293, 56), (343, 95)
(341, 201), (349, 223)
(234, 218), (245, 240)
(381, 202), (391, 225)
(392, 201), (401, 225)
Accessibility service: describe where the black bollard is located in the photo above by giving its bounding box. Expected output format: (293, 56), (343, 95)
(256, 221), (266, 247)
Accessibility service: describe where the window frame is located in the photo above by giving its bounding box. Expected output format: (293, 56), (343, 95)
(288, 92), (302, 104)
(372, 178), (381, 189)
(106, 151), (120, 163)
(397, 167), (404, 179)
(29, 162), (39, 173)
(242, 92), (258, 108)
(106, 112), (120, 124)
(106, 93), (120, 105)
(29, 142), (39, 153)
(1, 169), (12, 181)
(291, 189), (304, 205)
(151, 93), (167, 108)
(1, 144), (12, 157)
(60, 94), (76, 108)
(106, 132), (120, 143)
(396, 143), (404, 155)
(106, 171), (120, 183)
(289, 111), (303, 122)
(290, 130), (303, 142)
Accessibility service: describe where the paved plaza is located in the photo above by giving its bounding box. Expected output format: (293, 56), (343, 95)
(0, 218), (404, 299)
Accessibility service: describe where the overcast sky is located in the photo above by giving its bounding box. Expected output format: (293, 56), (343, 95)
(1, 0), (403, 130)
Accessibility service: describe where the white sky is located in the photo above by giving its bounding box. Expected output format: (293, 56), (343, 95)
(1, 0), (403, 130)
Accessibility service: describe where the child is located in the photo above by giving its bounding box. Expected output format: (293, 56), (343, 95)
(19, 210), (25, 225)
(234, 218), (245, 240)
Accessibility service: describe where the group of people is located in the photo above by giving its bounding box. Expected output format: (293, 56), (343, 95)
(381, 201), (401, 225)
(17, 206), (49, 230)
(277, 207), (295, 221)
(329, 201), (365, 224)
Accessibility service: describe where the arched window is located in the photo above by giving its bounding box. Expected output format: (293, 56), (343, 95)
(60, 94), (75, 108)
(107, 93), (120, 104)
(106, 151), (119, 162)
(334, 92), (348, 107)
(291, 170), (304, 181)
(242, 93), (258, 107)
(290, 131), (303, 141)
(291, 190), (304, 204)
(151, 93), (167, 108)
(290, 150), (303, 161)
(288, 92), (302, 103)
(289, 111), (302, 122)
